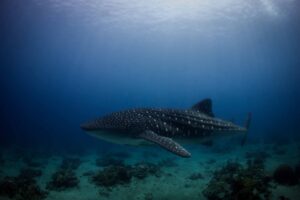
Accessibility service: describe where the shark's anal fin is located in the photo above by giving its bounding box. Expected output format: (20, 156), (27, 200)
(139, 131), (191, 158)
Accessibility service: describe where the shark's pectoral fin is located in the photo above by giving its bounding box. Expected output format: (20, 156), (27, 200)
(139, 131), (191, 158)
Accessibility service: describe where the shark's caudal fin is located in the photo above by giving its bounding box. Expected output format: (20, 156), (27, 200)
(191, 98), (214, 117)
(241, 112), (252, 146)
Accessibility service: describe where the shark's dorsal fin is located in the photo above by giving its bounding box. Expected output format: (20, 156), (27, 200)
(139, 131), (191, 158)
(191, 98), (214, 117)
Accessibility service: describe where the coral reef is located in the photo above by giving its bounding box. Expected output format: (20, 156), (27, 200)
(188, 172), (203, 180)
(92, 165), (132, 187)
(203, 160), (272, 200)
(91, 162), (161, 187)
(0, 169), (47, 200)
(47, 169), (79, 190)
(273, 164), (298, 186)
(131, 162), (161, 179)
(46, 157), (80, 190)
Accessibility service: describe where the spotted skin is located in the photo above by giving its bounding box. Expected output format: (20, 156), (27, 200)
(140, 130), (191, 157)
(81, 100), (249, 157)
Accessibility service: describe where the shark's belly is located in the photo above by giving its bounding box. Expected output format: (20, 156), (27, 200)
(87, 130), (150, 146)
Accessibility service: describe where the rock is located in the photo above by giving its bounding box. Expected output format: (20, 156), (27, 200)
(16, 183), (48, 200)
(47, 169), (79, 190)
(0, 175), (48, 200)
(91, 162), (161, 187)
(131, 162), (161, 179)
(203, 160), (272, 200)
(273, 164), (298, 186)
(91, 165), (131, 187)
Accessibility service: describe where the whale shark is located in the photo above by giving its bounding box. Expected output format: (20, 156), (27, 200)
(81, 99), (251, 158)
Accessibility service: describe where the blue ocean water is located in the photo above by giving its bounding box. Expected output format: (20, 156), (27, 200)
(0, 0), (300, 199)
(1, 0), (299, 150)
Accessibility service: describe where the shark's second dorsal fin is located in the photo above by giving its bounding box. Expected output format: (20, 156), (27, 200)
(191, 98), (214, 117)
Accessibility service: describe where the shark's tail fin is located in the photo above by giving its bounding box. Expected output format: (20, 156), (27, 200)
(241, 112), (252, 146)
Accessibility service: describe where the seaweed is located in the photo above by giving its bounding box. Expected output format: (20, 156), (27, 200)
(203, 160), (272, 200)
(0, 170), (48, 200)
